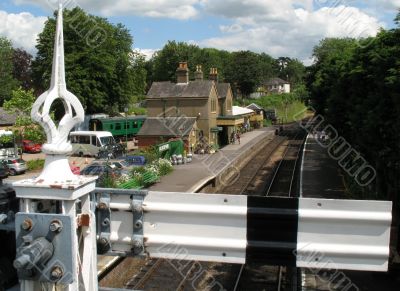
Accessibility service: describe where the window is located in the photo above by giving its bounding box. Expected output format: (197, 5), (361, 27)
(70, 136), (79, 144)
(91, 137), (97, 146)
(109, 124), (114, 130)
(211, 98), (217, 113)
(116, 123), (121, 130)
(79, 136), (91, 144)
(133, 121), (138, 129)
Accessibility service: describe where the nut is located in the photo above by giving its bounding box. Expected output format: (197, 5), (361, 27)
(21, 219), (33, 231)
(49, 220), (63, 233)
(50, 266), (63, 281)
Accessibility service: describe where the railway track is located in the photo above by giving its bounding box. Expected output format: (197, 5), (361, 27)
(124, 258), (198, 290)
(232, 125), (307, 291)
(99, 123), (308, 291)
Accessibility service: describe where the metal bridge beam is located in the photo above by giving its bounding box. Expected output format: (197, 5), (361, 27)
(94, 189), (392, 272)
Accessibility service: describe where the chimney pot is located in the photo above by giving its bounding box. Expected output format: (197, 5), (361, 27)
(209, 67), (218, 82)
(195, 65), (203, 81)
(176, 61), (189, 83)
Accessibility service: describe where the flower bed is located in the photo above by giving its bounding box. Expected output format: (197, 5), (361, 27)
(117, 158), (173, 189)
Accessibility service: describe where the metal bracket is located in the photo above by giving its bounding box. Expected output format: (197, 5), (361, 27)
(15, 213), (76, 284)
(95, 189), (147, 257)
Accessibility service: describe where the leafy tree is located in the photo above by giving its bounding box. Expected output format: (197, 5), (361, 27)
(12, 48), (33, 91)
(225, 50), (263, 97)
(150, 41), (200, 82)
(0, 37), (18, 105)
(32, 7), (140, 114)
(3, 88), (45, 143)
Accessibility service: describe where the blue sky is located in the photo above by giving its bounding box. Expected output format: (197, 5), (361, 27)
(0, 0), (399, 62)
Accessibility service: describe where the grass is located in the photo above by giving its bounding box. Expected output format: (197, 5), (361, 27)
(27, 159), (45, 171)
(275, 100), (307, 123)
(236, 94), (308, 124)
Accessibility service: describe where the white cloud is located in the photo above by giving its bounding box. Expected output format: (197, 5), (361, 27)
(0, 10), (46, 53)
(201, 4), (384, 62)
(14, 0), (200, 20)
(137, 48), (158, 60)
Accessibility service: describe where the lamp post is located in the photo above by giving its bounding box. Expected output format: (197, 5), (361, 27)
(124, 106), (128, 142)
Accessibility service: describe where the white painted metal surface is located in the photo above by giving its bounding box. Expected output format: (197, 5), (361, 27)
(297, 198), (392, 271)
(143, 192), (247, 264)
(13, 2), (98, 291)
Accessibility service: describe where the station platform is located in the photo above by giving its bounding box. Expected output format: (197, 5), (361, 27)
(301, 133), (346, 199)
(300, 133), (400, 291)
(149, 127), (276, 193)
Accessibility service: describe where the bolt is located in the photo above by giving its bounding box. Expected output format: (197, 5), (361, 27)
(21, 219), (33, 231)
(49, 220), (63, 233)
(134, 220), (143, 229)
(50, 266), (63, 281)
(102, 218), (110, 226)
(98, 202), (108, 209)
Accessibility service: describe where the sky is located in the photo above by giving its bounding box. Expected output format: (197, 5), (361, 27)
(0, 0), (399, 64)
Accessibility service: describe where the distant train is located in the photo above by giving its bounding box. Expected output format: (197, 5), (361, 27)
(89, 116), (146, 140)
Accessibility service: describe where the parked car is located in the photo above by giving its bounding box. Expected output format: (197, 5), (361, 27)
(70, 164), (81, 175)
(124, 155), (146, 166)
(0, 160), (10, 180)
(1, 157), (27, 176)
(109, 159), (132, 170)
(22, 140), (42, 153)
(81, 163), (122, 176)
(80, 162), (122, 186)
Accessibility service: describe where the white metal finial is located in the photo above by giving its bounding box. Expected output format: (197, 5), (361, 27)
(30, 2), (85, 183)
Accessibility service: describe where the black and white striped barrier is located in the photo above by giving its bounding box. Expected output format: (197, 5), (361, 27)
(96, 190), (392, 272)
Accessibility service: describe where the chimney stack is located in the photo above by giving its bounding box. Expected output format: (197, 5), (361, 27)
(176, 62), (189, 84)
(194, 65), (203, 81)
(209, 68), (218, 82)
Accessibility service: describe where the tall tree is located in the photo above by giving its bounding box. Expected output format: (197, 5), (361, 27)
(150, 41), (200, 83)
(0, 37), (18, 105)
(12, 48), (33, 91)
(32, 7), (138, 114)
(4, 88), (45, 143)
(225, 51), (263, 97)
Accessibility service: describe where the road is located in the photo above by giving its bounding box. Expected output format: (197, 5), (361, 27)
(4, 153), (95, 183)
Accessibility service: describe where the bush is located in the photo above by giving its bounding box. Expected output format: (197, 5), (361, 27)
(152, 159), (173, 176)
(27, 159), (45, 171)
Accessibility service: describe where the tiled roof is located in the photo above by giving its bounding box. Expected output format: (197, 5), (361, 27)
(137, 117), (197, 137)
(265, 78), (289, 86)
(216, 83), (230, 99)
(0, 108), (17, 126)
(147, 81), (214, 99)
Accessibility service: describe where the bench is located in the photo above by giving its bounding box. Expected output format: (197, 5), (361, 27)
(143, 171), (159, 186)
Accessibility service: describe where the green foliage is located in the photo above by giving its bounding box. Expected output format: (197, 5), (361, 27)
(27, 159), (45, 171)
(225, 51), (263, 97)
(4, 88), (46, 143)
(12, 48), (33, 91)
(307, 25), (400, 201)
(152, 159), (173, 176)
(147, 41), (306, 98)
(128, 106), (147, 116)
(0, 37), (18, 105)
(243, 93), (307, 123)
(32, 7), (146, 114)
(136, 146), (158, 164)
(98, 173), (118, 188)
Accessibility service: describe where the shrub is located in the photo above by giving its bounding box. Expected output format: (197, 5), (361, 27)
(27, 159), (45, 171)
(152, 159), (173, 176)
